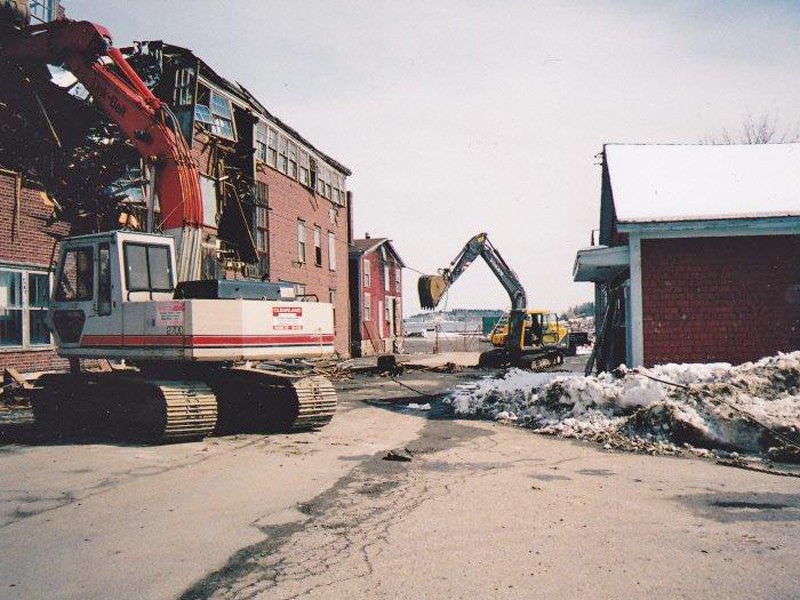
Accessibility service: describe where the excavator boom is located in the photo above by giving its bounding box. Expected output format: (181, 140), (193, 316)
(0, 15), (204, 279)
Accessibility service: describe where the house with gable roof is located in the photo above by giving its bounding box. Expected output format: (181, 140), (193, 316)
(349, 235), (405, 357)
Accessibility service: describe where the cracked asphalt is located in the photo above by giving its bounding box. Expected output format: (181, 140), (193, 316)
(1, 368), (800, 599)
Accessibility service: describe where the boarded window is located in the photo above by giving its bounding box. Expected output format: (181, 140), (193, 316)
(297, 220), (306, 263)
(328, 232), (336, 270)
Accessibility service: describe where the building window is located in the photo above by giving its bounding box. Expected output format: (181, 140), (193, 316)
(29, 0), (56, 23)
(329, 289), (336, 329)
(210, 91), (235, 139)
(288, 141), (298, 179)
(194, 87), (236, 140)
(255, 206), (269, 253)
(313, 226), (322, 267)
(299, 149), (310, 186)
(363, 259), (370, 287)
(297, 220), (306, 263)
(279, 135), (289, 174)
(253, 182), (269, 263)
(328, 232), (336, 270)
(255, 122), (268, 163)
(396, 265), (402, 287)
(268, 128), (278, 167)
(0, 267), (52, 348)
(174, 67), (195, 106)
(363, 292), (371, 321)
(0, 270), (23, 347)
(384, 264), (390, 292)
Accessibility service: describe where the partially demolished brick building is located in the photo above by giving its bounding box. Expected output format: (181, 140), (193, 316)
(0, 25), (352, 371)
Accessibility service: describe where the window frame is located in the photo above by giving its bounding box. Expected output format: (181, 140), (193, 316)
(363, 258), (371, 287)
(0, 265), (53, 350)
(123, 242), (175, 294)
(313, 226), (322, 267)
(363, 292), (371, 321)
(297, 220), (307, 264)
(328, 232), (336, 271)
(29, 0), (56, 23)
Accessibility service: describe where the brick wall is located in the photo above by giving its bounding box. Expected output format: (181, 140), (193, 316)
(256, 167), (350, 356)
(0, 172), (70, 373)
(641, 235), (800, 366)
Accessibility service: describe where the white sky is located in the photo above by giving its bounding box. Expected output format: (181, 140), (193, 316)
(64, 0), (800, 315)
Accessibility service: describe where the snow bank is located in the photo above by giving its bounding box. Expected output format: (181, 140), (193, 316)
(448, 353), (800, 460)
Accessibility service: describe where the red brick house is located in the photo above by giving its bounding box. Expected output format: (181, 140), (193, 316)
(349, 237), (404, 356)
(574, 143), (800, 370)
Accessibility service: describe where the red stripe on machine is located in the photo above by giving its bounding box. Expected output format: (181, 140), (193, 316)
(81, 334), (335, 347)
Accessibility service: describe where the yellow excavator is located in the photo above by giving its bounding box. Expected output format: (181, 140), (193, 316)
(418, 233), (568, 369)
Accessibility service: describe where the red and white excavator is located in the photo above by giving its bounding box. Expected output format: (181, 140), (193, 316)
(0, 2), (337, 441)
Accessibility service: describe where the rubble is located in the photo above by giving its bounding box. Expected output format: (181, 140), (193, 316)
(447, 352), (800, 462)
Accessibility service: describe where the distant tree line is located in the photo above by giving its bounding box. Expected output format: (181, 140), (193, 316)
(559, 301), (594, 320)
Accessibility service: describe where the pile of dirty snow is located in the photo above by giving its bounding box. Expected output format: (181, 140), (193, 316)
(448, 353), (800, 461)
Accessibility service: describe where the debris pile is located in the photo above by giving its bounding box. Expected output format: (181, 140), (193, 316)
(448, 352), (800, 461)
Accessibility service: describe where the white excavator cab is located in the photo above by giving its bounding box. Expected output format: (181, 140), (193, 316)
(49, 231), (177, 350)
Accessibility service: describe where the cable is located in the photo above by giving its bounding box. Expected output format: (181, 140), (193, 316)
(633, 368), (800, 453)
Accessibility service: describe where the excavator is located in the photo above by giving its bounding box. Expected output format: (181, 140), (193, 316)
(0, 3), (336, 441)
(418, 232), (568, 370)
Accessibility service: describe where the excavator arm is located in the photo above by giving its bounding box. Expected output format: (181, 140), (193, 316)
(0, 15), (204, 279)
(418, 232), (528, 353)
(419, 232), (527, 310)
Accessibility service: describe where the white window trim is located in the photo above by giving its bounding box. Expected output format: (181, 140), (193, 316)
(363, 258), (371, 287)
(363, 292), (371, 321)
(0, 266), (53, 351)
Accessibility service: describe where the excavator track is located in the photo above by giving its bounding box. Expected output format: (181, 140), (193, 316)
(152, 380), (218, 442)
(31, 373), (218, 443)
(31, 367), (336, 443)
(478, 347), (564, 371)
(288, 375), (337, 431)
(211, 367), (337, 434)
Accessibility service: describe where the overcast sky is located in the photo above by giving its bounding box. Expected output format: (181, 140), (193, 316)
(65, 0), (800, 315)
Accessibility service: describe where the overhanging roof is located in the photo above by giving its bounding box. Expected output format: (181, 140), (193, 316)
(606, 143), (800, 224)
(573, 245), (629, 282)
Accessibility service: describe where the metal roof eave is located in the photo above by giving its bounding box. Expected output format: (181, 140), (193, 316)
(616, 215), (800, 238)
(573, 245), (629, 283)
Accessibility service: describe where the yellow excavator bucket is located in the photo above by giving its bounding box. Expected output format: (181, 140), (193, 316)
(418, 275), (449, 310)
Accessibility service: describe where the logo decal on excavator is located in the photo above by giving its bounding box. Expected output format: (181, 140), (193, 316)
(272, 306), (303, 330)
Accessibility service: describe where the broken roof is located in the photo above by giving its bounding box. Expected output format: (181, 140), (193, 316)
(127, 41), (351, 176)
(605, 143), (800, 223)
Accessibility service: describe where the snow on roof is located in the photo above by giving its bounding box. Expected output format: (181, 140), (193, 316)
(606, 143), (800, 223)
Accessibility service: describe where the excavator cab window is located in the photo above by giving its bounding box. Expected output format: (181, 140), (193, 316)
(123, 243), (174, 295)
(97, 244), (112, 316)
(56, 247), (94, 302)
